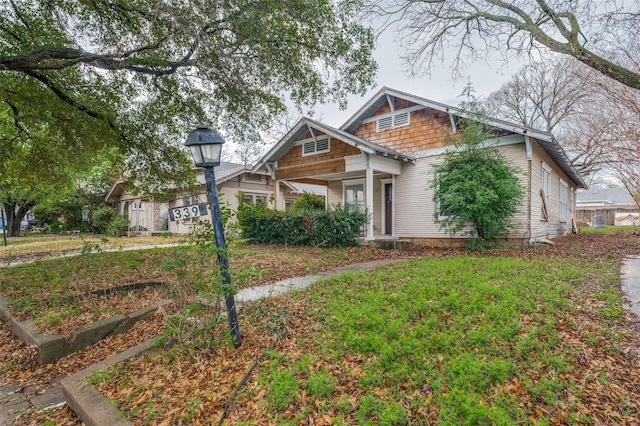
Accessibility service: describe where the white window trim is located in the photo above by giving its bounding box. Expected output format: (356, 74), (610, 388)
(343, 179), (366, 210)
(243, 192), (269, 205)
(541, 162), (552, 221)
(131, 200), (145, 211)
(376, 111), (411, 132)
(559, 179), (568, 223)
(301, 137), (331, 157)
(435, 197), (450, 222)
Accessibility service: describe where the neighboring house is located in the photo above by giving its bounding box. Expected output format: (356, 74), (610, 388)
(279, 181), (328, 210)
(254, 87), (587, 245)
(106, 162), (275, 235)
(576, 188), (638, 226)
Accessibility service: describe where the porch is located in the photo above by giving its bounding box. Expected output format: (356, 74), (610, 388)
(275, 153), (405, 241)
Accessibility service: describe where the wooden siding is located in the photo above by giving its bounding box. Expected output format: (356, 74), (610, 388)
(394, 143), (531, 240)
(275, 139), (360, 180)
(529, 141), (577, 239)
(327, 181), (343, 206)
(394, 157), (451, 238)
(353, 106), (453, 153)
(497, 144), (532, 240)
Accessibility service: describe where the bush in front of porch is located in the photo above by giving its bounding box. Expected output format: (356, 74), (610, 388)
(237, 197), (367, 247)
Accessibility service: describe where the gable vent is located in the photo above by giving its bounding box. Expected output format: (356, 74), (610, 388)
(394, 111), (409, 127)
(303, 141), (316, 155)
(302, 138), (331, 156)
(316, 138), (329, 152)
(377, 116), (393, 132)
(376, 111), (411, 132)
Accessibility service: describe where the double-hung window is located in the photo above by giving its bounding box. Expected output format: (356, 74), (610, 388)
(541, 163), (551, 220)
(559, 179), (568, 222)
(243, 193), (268, 205)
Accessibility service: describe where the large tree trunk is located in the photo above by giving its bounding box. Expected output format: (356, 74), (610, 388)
(5, 202), (31, 237)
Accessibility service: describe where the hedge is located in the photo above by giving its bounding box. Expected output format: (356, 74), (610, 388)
(237, 202), (367, 247)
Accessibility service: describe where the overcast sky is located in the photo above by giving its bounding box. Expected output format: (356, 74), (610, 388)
(316, 31), (526, 128)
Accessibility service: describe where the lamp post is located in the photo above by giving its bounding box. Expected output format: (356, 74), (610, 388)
(185, 123), (241, 347)
(1, 204), (6, 246)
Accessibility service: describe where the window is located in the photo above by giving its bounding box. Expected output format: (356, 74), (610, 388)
(345, 184), (365, 212)
(285, 199), (295, 210)
(182, 195), (199, 206)
(302, 137), (330, 156)
(559, 179), (568, 222)
(243, 193), (268, 205)
(541, 163), (551, 220)
(434, 196), (450, 221)
(244, 173), (264, 183)
(131, 201), (145, 211)
(376, 111), (410, 132)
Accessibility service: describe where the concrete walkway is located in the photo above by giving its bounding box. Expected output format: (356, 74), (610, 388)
(621, 256), (640, 317)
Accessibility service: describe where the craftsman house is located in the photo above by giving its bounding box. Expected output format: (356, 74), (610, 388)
(106, 162), (274, 235)
(254, 87), (587, 245)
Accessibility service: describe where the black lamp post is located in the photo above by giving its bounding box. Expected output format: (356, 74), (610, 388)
(185, 123), (241, 346)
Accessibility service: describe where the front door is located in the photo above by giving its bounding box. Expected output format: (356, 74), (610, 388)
(384, 183), (392, 235)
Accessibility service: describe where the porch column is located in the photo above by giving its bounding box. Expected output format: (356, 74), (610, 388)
(275, 180), (283, 211)
(365, 155), (374, 241)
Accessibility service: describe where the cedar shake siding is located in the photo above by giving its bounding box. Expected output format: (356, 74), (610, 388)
(353, 106), (452, 153)
(274, 139), (361, 181)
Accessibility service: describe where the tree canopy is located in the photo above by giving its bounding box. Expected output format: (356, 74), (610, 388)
(356, 0), (640, 90)
(1, 0), (376, 231)
(1, 0), (377, 189)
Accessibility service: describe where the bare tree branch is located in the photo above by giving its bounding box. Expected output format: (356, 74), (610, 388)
(359, 0), (640, 89)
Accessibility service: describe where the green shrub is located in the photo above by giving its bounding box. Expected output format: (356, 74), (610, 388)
(432, 106), (524, 245)
(289, 192), (325, 211)
(237, 201), (366, 247)
(50, 221), (64, 233)
(92, 206), (119, 234)
(106, 215), (130, 236)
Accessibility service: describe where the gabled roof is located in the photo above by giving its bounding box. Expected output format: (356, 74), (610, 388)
(281, 181), (328, 197)
(253, 117), (414, 173)
(106, 162), (267, 201)
(195, 161), (264, 185)
(577, 188), (636, 206)
(340, 87), (587, 189)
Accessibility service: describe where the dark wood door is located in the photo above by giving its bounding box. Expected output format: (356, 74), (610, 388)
(384, 183), (392, 235)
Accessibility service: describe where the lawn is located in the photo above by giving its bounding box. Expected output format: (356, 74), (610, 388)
(88, 237), (640, 425)
(2, 231), (640, 425)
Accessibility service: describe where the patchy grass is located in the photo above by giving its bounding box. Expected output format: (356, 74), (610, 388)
(0, 241), (400, 335)
(95, 254), (640, 425)
(0, 234), (180, 264)
(579, 225), (635, 234)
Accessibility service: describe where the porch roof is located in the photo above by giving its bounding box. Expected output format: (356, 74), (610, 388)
(253, 117), (414, 173)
